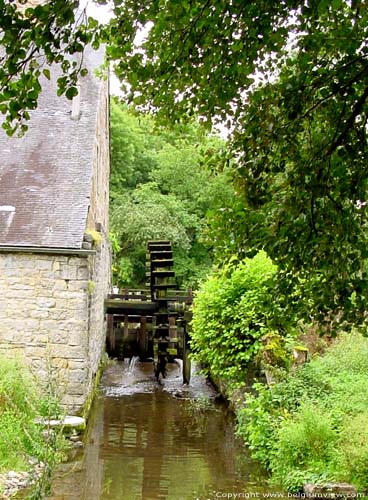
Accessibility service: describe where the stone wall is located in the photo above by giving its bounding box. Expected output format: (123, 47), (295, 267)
(87, 77), (110, 234)
(85, 239), (111, 405)
(0, 64), (111, 415)
(0, 246), (110, 414)
(0, 252), (92, 411)
(84, 74), (111, 402)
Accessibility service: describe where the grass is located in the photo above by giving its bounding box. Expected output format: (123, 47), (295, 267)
(0, 356), (69, 498)
(237, 331), (368, 493)
(0, 357), (41, 472)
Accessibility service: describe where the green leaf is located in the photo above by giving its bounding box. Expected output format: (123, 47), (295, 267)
(65, 86), (78, 100)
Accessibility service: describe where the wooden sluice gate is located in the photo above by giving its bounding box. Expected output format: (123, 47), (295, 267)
(105, 240), (192, 384)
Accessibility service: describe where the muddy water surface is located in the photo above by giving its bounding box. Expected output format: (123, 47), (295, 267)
(48, 360), (280, 500)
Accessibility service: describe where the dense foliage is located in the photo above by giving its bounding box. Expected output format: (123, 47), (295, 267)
(191, 251), (277, 386)
(236, 332), (368, 492)
(109, 100), (233, 288)
(1, 1), (367, 325)
(0, 357), (67, 497)
(2, 3), (368, 492)
(108, 0), (368, 328)
(0, 0), (101, 135)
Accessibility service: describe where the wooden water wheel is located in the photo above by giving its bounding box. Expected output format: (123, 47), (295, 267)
(146, 240), (191, 383)
(105, 241), (192, 383)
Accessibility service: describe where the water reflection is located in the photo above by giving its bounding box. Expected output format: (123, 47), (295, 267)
(48, 362), (270, 500)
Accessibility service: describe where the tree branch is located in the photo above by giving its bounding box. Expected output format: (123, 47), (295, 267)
(326, 85), (368, 156)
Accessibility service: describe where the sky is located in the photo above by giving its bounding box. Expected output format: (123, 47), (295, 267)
(83, 0), (148, 97)
(81, 0), (228, 137)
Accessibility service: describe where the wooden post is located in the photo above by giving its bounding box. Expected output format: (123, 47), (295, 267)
(107, 314), (115, 351)
(169, 316), (176, 339)
(139, 315), (147, 360)
(123, 315), (129, 340)
(182, 327), (191, 385)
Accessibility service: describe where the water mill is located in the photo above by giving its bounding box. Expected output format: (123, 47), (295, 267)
(0, 3), (366, 497)
(105, 240), (192, 384)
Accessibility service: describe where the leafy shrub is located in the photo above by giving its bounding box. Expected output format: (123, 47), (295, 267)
(0, 358), (38, 416)
(0, 410), (32, 471)
(270, 405), (337, 491)
(238, 332), (368, 492)
(191, 251), (277, 387)
(236, 383), (276, 467)
(334, 412), (368, 490)
(0, 357), (66, 476)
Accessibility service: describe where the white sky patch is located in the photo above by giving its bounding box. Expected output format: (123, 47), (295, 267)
(79, 1), (123, 95)
(110, 72), (123, 97)
(133, 22), (153, 47)
(82, 0), (114, 23)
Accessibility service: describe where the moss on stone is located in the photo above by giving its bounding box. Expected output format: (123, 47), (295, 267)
(85, 229), (103, 247)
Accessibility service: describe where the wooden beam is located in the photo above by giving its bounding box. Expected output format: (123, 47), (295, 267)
(105, 299), (158, 315)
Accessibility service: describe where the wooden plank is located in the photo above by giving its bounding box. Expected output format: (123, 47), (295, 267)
(169, 316), (176, 340)
(123, 316), (129, 340)
(167, 295), (192, 302)
(105, 299), (158, 315)
(148, 283), (177, 290)
(147, 244), (172, 252)
(109, 293), (149, 301)
(147, 240), (170, 245)
(152, 270), (175, 278)
(108, 292), (148, 300)
(150, 251), (173, 259)
(150, 259), (174, 268)
(107, 314), (115, 351)
(183, 328), (191, 385)
(112, 314), (155, 322)
(139, 316), (147, 359)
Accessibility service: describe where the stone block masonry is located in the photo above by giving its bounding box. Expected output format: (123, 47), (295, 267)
(0, 51), (111, 415)
(0, 249), (109, 414)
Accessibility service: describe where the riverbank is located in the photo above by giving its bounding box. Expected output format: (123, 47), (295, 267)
(230, 332), (368, 495)
(0, 464), (44, 499)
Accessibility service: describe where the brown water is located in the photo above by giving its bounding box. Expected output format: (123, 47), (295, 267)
(48, 360), (282, 500)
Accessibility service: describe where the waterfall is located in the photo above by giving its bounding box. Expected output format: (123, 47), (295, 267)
(128, 356), (140, 374)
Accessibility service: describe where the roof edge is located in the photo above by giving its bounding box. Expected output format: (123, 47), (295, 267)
(0, 246), (95, 256)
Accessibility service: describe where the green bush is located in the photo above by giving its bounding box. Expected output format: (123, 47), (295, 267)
(334, 412), (368, 490)
(238, 332), (368, 492)
(191, 251), (277, 388)
(0, 357), (66, 476)
(0, 357), (38, 416)
(236, 383), (276, 467)
(270, 405), (337, 491)
(0, 410), (32, 471)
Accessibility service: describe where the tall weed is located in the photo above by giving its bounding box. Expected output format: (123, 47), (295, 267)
(0, 356), (66, 477)
(270, 406), (337, 491)
(334, 413), (368, 490)
(238, 332), (368, 492)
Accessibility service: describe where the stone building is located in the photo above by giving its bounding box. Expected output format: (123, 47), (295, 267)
(0, 48), (111, 414)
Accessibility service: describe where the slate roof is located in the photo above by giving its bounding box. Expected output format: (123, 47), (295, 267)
(0, 47), (106, 249)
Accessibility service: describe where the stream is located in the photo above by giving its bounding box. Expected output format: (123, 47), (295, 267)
(48, 360), (286, 500)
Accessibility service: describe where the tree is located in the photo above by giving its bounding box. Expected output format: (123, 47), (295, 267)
(0, 0), (103, 135)
(1, 1), (367, 325)
(109, 101), (233, 288)
(110, 99), (160, 193)
(104, 0), (368, 327)
(226, 54), (368, 327)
